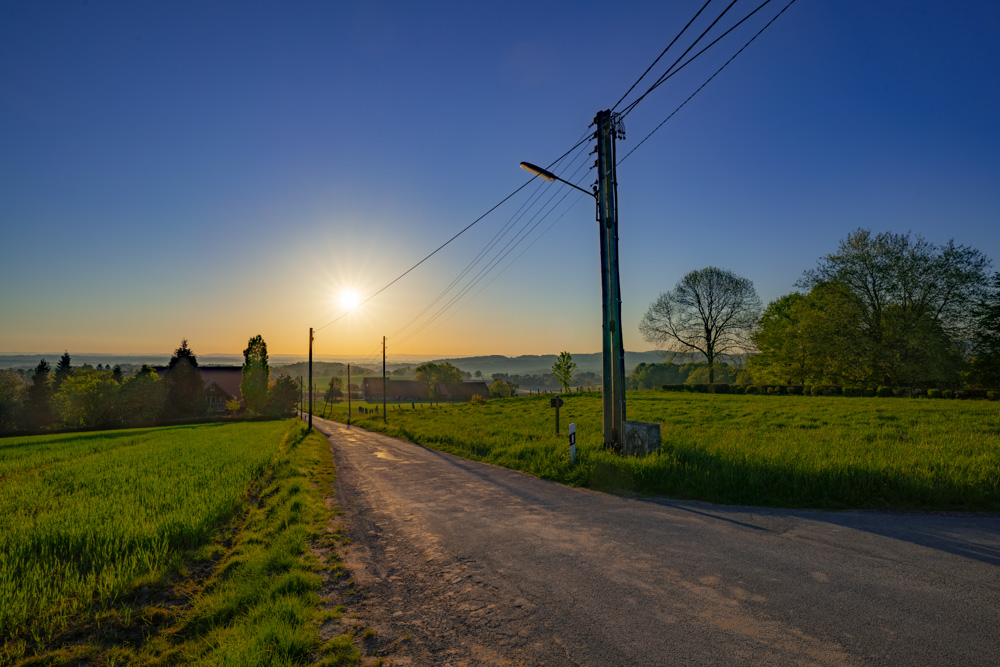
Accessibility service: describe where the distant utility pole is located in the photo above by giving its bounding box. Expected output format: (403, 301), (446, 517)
(594, 109), (627, 451)
(382, 336), (387, 423)
(299, 374), (303, 415)
(308, 328), (314, 431)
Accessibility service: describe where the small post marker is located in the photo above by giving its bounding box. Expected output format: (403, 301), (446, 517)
(569, 423), (576, 463)
(550, 394), (564, 434)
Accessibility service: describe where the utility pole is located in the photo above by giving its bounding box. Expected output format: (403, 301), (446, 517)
(382, 336), (387, 423)
(308, 328), (314, 430)
(299, 374), (303, 415)
(594, 109), (627, 451)
(347, 364), (351, 427)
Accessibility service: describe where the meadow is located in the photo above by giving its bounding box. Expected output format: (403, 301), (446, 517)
(0, 421), (363, 665)
(314, 391), (1000, 511)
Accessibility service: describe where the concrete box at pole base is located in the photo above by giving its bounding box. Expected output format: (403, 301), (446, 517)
(623, 421), (661, 457)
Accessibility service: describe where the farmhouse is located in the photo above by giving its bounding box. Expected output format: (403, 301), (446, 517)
(361, 378), (429, 401)
(435, 381), (489, 401)
(154, 365), (243, 413)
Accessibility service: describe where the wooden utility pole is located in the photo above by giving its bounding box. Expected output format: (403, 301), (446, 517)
(308, 328), (314, 431)
(347, 364), (351, 427)
(594, 109), (627, 451)
(382, 336), (387, 423)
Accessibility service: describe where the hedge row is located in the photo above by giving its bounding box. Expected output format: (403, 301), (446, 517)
(658, 384), (1000, 400)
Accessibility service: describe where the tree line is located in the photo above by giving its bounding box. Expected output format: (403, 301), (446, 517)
(0, 337), (299, 433)
(639, 229), (1000, 389)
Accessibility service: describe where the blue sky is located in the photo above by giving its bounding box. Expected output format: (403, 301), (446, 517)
(2, 1), (998, 360)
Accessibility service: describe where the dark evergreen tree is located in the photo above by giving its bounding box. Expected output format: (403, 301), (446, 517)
(111, 364), (124, 384)
(240, 335), (270, 414)
(268, 374), (300, 416)
(0, 370), (27, 432)
(53, 351), (72, 393)
(163, 340), (205, 419)
(25, 359), (54, 429)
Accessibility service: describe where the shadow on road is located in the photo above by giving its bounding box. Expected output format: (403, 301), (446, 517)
(643, 496), (1000, 567)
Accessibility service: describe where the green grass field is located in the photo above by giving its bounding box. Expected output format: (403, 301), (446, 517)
(0, 420), (364, 666)
(312, 391), (1000, 512)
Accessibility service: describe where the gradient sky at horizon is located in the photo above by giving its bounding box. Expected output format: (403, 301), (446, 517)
(2, 1), (999, 360)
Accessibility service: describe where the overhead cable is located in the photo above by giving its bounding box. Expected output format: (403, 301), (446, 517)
(619, 0), (798, 165)
(611, 0), (715, 112)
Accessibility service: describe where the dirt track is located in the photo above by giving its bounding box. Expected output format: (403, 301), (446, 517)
(314, 416), (1000, 666)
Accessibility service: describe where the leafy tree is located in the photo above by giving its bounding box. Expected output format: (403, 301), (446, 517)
(268, 374), (300, 416)
(120, 365), (167, 426)
(163, 340), (205, 419)
(24, 359), (54, 430)
(751, 283), (867, 385)
(968, 273), (1000, 388)
(53, 352), (72, 394)
(226, 395), (243, 415)
(488, 378), (516, 398)
(628, 362), (686, 389)
(640, 267), (762, 383)
(241, 334), (270, 414)
(325, 376), (343, 401)
(683, 362), (738, 385)
(0, 370), (27, 432)
(474, 370), (483, 379)
(415, 362), (464, 397)
(551, 351), (576, 392)
(54, 369), (121, 428)
(798, 229), (990, 385)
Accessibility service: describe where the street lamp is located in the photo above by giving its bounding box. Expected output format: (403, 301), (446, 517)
(520, 162), (596, 199)
(520, 110), (630, 452)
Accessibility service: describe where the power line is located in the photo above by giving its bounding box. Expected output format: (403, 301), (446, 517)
(618, 0), (743, 119)
(315, 0), (798, 340)
(388, 148), (582, 341)
(388, 142), (592, 342)
(611, 0), (715, 112)
(619, 0), (798, 165)
(313, 132), (595, 333)
(620, 0), (782, 122)
(389, 147), (593, 348)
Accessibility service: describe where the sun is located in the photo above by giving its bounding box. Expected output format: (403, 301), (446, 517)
(338, 289), (362, 311)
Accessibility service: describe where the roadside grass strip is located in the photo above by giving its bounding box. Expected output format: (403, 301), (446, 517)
(316, 392), (1000, 511)
(1, 421), (366, 666)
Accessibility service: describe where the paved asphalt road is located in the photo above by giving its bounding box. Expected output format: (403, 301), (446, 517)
(313, 416), (1000, 666)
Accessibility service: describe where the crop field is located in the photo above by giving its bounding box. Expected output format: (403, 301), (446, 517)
(314, 391), (1000, 511)
(0, 420), (364, 664)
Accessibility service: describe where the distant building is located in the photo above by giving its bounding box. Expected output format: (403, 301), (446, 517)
(435, 381), (489, 402)
(361, 377), (429, 401)
(155, 365), (243, 413)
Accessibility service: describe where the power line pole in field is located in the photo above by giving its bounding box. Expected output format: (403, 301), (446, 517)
(308, 328), (314, 431)
(594, 109), (627, 452)
(382, 336), (387, 423)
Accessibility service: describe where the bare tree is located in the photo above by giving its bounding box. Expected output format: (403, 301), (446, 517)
(640, 267), (761, 383)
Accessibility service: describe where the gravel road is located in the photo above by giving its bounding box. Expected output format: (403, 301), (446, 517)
(313, 416), (1000, 666)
